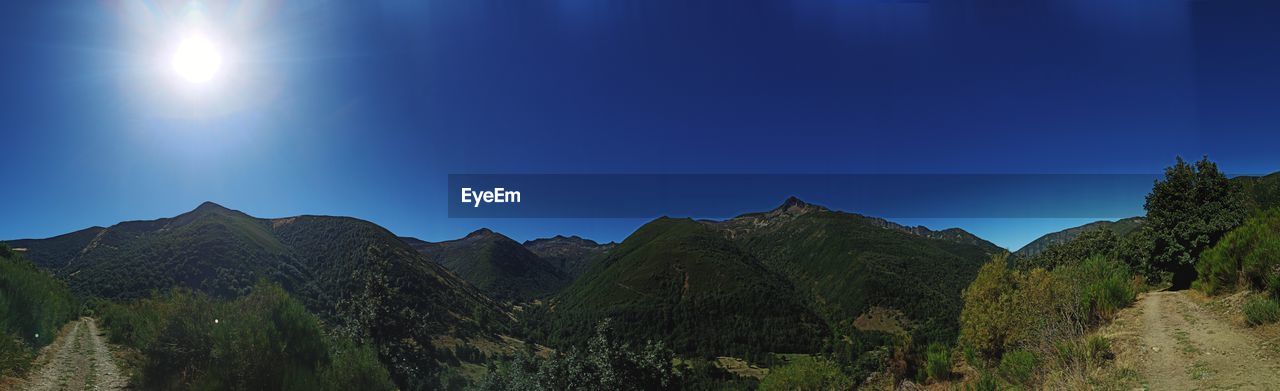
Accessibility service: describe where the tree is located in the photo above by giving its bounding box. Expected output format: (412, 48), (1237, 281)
(1140, 156), (1247, 288)
(1018, 229), (1119, 271)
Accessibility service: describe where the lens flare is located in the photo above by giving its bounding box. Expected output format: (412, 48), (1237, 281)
(171, 35), (223, 83)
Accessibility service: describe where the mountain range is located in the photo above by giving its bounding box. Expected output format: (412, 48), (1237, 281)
(5, 202), (509, 386)
(0, 196), (1137, 386)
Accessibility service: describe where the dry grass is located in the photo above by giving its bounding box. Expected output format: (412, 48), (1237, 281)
(715, 356), (769, 380)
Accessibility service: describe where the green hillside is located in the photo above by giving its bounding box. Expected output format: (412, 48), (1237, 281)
(548, 217), (829, 358)
(5, 202), (508, 389)
(1235, 172), (1280, 211)
(5, 226), (105, 270)
(522, 235), (615, 279)
(0, 245), (78, 378)
(1013, 217), (1145, 259)
(405, 229), (568, 302)
(722, 198), (996, 341)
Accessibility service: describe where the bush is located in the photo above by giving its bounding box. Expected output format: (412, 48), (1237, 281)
(1244, 298), (1280, 326)
(757, 355), (853, 391)
(924, 343), (951, 382)
(959, 255), (1086, 359)
(998, 350), (1037, 385)
(1067, 255), (1136, 321)
(964, 371), (1000, 391)
(0, 248), (78, 378)
(1195, 208), (1280, 295)
(98, 281), (395, 390)
(475, 320), (678, 391)
(1086, 335), (1111, 362)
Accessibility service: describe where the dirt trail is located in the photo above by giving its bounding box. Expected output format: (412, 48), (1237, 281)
(19, 318), (126, 391)
(1132, 291), (1280, 390)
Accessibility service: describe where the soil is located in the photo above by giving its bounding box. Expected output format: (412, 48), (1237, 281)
(17, 318), (126, 391)
(1129, 291), (1280, 390)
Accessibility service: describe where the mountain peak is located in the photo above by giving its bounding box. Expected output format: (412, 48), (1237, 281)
(465, 228), (496, 238)
(194, 201), (230, 212)
(771, 196), (826, 215)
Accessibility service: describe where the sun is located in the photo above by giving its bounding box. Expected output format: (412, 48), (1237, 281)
(171, 35), (223, 84)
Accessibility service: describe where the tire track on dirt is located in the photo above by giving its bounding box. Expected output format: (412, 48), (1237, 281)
(21, 318), (125, 391)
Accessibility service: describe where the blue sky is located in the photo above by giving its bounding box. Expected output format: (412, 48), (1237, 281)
(2, 1), (1278, 250)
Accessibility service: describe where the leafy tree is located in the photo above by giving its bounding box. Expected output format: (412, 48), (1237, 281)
(960, 253), (1133, 362)
(1018, 229), (1119, 271)
(1139, 156), (1247, 288)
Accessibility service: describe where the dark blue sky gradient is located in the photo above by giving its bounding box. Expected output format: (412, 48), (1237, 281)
(1, 1), (1278, 249)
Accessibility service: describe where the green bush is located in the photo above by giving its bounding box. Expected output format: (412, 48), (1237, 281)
(0, 247), (78, 377)
(98, 281), (394, 390)
(475, 320), (678, 391)
(1244, 298), (1280, 326)
(1196, 208), (1280, 295)
(998, 350), (1037, 385)
(757, 355), (853, 391)
(1086, 335), (1111, 362)
(1067, 255), (1136, 321)
(960, 255), (1087, 359)
(925, 343), (951, 382)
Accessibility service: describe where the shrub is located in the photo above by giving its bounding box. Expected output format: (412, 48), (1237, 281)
(1068, 255), (1136, 321)
(964, 371), (1000, 391)
(475, 320), (679, 391)
(98, 281), (395, 390)
(1244, 298), (1280, 326)
(1086, 335), (1111, 362)
(1195, 208), (1280, 295)
(757, 355), (853, 391)
(0, 250), (77, 377)
(998, 350), (1037, 385)
(959, 255), (1018, 358)
(924, 343), (951, 382)
(960, 255), (1087, 359)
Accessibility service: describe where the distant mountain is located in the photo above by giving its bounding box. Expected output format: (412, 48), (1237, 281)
(1013, 217), (1145, 259)
(718, 198), (995, 336)
(548, 217), (828, 357)
(405, 229), (567, 302)
(728, 197), (1004, 254)
(522, 235), (615, 279)
(5, 202), (508, 388)
(1235, 172), (1280, 211)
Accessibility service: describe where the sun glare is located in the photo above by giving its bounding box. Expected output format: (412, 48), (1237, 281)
(171, 35), (223, 84)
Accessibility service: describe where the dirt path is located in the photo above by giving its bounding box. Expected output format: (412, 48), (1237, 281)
(19, 318), (126, 391)
(1132, 291), (1280, 390)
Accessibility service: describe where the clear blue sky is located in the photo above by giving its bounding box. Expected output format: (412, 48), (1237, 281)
(2, 1), (1278, 250)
